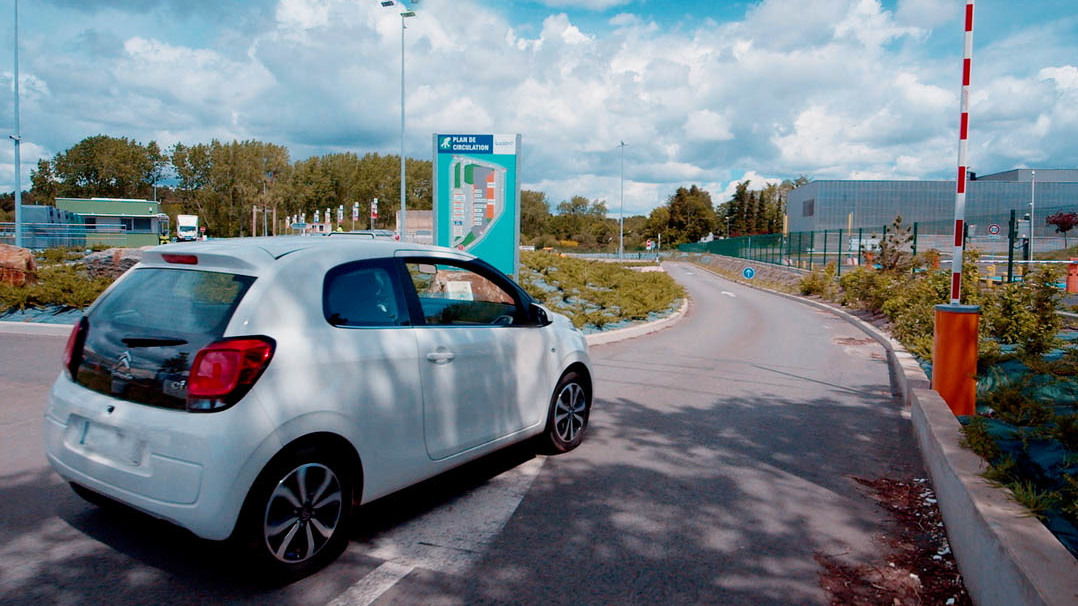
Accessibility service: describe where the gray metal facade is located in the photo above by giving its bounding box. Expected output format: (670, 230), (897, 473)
(787, 170), (1078, 238)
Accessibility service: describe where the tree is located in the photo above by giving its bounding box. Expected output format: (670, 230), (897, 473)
(33, 135), (164, 200)
(1047, 211), (1078, 247)
(878, 214), (915, 271)
(666, 185), (716, 244)
(551, 195), (608, 246)
(520, 190), (551, 242)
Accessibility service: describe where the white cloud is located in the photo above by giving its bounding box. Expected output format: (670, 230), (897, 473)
(4, 0), (1077, 221)
(684, 110), (733, 142)
(536, 0), (633, 10)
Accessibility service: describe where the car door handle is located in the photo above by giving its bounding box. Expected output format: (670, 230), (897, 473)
(426, 351), (456, 364)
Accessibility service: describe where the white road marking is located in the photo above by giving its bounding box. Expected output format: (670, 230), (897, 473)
(330, 456), (545, 604)
(327, 561), (414, 606)
(721, 291), (736, 298)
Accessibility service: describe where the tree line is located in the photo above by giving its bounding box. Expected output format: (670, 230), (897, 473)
(23, 135), (432, 237)
(12, 134), (807, 248)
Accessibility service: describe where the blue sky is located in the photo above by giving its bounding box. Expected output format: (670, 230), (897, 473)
(2, 0), (1077, 215)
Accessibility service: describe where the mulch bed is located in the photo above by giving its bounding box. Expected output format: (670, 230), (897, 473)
(816, 477), (971, 606)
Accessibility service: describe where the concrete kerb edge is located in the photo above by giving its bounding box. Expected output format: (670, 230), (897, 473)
(585, 296), (690, 346)
(688, 261), (1078, 606)
(0, 321), (74, 337)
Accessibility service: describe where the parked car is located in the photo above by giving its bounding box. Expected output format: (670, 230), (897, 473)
(44, 236), (593, 575)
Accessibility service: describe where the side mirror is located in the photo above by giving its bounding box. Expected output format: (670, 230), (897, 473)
(529, 303), (551, 326)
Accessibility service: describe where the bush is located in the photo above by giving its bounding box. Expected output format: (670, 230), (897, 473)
(0, 264), (113, 311)
(981, 264), (1063, 357)
(799, 262), (838, 299)
(838, 266), (899, 313)
(519, 251), (685, 330)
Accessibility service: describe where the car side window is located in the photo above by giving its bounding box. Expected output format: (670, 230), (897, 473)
(324, 261), (406, 328)
(404, 261), (521, 326)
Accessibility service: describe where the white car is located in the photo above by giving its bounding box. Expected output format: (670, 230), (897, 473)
(44, 237), (592, 575)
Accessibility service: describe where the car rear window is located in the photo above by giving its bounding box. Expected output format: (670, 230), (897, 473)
(75, 268), (255, 409)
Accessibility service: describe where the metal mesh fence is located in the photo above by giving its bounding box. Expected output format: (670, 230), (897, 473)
(0, 223), (127, 249)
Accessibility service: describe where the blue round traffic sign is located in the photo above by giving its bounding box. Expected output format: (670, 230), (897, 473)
(742, 267), (756, 280)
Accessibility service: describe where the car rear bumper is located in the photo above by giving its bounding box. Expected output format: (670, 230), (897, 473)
(43, 375), (268, 540)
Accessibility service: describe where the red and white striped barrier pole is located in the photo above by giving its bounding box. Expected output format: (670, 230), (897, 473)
(934, 0), (978, 417)
(950, 0), (975, 304)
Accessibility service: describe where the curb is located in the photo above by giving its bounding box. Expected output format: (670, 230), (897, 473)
(585, 296), (690, 346)
(0, 321), (74, 337)
(689, 261), (1078, 606)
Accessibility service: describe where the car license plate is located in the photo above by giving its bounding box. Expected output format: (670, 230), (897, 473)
(77, 418), (144, 466)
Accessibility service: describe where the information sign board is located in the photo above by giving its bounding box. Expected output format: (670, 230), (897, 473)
(433, 134), (521, 277)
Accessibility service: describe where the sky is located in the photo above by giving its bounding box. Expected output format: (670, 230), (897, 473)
(1, 0), (1076, 217)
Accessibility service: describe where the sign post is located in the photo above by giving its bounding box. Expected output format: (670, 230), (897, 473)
(432, 134), (522, 277)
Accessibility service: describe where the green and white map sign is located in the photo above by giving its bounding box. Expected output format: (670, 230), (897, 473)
(433, 134), (521, 277)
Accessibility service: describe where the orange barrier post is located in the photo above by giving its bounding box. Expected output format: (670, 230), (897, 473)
(1067, 259), (1078, 294)
(933, 304), (980, 416)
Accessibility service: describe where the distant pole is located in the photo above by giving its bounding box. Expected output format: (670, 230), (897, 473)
(618, 141), (626, 259)
(948, 0), (975, 304)
(11, 0), (22, 247)
(1030, 169), (1036, 258)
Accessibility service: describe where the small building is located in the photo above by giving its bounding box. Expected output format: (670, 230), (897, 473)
(55, 198), (170, 248)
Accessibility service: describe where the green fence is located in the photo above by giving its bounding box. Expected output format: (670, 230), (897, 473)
(679, 207), (1072, 281)
(679, 224), (908, 277)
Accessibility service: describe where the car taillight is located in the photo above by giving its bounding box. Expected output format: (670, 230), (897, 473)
(62, 317), (88, 380)
(186, 336), (275, 412)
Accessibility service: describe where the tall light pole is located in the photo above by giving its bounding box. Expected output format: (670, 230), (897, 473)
(379, 1), (414, 241)
(618, 141), (626, 259)
(11, 0), (22, 247)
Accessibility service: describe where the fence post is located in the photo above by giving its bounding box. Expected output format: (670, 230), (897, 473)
(837, 228), (844, 277)
(858, 228), (864, 266)
(822, 229), (829, 271)
(1007, 209), (1016, 283)
(797, 233), (803, 269)
(809, 231), (815, 270)
(912, 222), (918, 258)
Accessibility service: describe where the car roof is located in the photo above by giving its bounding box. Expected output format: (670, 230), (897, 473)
(142, 236), (473, 274)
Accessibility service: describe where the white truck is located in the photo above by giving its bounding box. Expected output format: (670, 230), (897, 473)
(176, 214), (200, 241)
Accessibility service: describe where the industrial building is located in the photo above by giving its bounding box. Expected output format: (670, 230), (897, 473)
(787, 170), (1078, 250)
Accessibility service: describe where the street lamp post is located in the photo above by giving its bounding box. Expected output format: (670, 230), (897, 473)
(375, 1), (414, 241)
(618, 141), (626, 259)
(11, 0), (21, 247)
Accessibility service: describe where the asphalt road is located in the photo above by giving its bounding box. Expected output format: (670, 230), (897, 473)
(0, 262), (921, 605)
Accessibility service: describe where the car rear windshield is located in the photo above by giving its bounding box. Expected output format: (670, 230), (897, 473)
(75, 268), (255, 409)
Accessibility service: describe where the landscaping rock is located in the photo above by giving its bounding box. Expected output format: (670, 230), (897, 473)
(83, 248), (143, 280)
(0, 243), (37, 286)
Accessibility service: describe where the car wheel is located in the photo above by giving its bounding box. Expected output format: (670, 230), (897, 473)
(541, 370), (590, 453)
(241, 451), (352, 577)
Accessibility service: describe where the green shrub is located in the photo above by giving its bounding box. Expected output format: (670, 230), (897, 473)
(961, 416), (1002, 460)
(0, 264), (113, 312)
(519, 251), (684, 330)
(838, 266), (899, 312)
(981, 264), (1063, 356)
(799, 262), (838, 298)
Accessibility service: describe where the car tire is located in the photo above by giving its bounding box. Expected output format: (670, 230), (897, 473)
(239, 449), (353, 578)
(540, 370), (590, 454)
